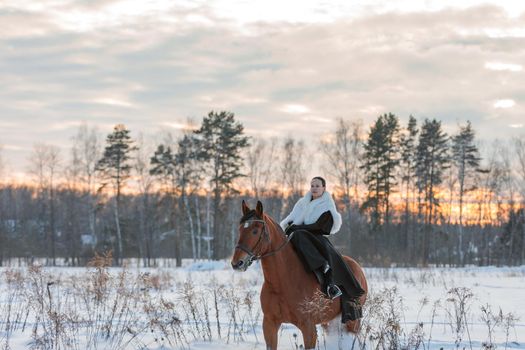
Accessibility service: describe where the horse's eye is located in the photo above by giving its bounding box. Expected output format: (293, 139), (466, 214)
(252, 229), (258, 235)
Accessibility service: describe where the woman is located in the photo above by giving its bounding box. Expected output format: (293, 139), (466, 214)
(280, 176), (365, 322)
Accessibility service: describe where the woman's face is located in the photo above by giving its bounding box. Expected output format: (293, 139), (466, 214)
(310, 178), (325, 199)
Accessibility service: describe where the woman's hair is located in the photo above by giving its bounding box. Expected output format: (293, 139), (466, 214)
(312, 176), (326, 187)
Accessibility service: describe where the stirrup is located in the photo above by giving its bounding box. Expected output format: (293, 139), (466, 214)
(326, 284), (342, 299)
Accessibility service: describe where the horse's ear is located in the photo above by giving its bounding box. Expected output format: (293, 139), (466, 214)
(255, 200), (263, 217)
(242, 200), (250, 215)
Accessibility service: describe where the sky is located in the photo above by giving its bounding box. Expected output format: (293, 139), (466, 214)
(1, 0), (525, 178)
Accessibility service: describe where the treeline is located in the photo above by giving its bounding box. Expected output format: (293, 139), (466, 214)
(0, 111), (524, 267)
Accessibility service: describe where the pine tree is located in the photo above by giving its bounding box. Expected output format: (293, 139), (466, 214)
(150, 144), (177, 189)
(415, 118), (449, 265)
(193, 111), (250, 259)
(452, 120), (482, 265)
(399, 116), (418, 252)
(361, 113), (400, 230)
(96, 124), (136, 265)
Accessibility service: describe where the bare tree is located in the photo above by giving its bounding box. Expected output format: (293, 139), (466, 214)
(320, 118), (364, 205)
(0, 145), (5, 265)
(280, 137), (307, 212)
(70, 123), (101, 244)
(474, 141), (511, 264)
(514, 136), (525, 200)
(246, 137), (278, 198)
(320, 118), (364, 252)
(28, 143), (61, 265)
(0, 144), (4, 181)
(513, 136), (525, 263)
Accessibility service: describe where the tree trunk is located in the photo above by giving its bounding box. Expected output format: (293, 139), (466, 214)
(206, 191), (211, 260)
(50, 187), (56, 266)
(212, 186), (221, 260)
(138, 196), (146, 267)
(172, 195), (182, 267)
(195, 195), (202, 260)
(458, 176), (465, 267)
(521, 208), (525, 265)
(344, 193), (352, 256)
(183, 194), (196, 261)
(114, 197), (123, 266)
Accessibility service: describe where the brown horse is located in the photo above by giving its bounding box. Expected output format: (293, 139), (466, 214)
(231, 200), (368, 350)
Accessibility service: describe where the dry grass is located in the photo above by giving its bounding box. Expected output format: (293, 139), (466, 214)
(0, 254), (262, 350)
(0, 263), (522, 350)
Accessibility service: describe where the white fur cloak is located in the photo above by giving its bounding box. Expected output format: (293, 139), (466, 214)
(279, 191), (342, 235)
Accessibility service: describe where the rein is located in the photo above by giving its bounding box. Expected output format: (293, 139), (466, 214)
(235, 218), (293, 266)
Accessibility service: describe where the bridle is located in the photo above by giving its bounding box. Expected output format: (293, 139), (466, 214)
(235, 217), (294, 268)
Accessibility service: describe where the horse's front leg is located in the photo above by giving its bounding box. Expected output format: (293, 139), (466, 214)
(298, 322), (317, 350)
(263, 316), (281, 350)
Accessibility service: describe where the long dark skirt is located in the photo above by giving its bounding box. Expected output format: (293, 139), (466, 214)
(290, 229), (365, 301)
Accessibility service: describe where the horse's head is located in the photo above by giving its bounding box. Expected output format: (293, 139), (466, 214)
(231, 200), (268, 271)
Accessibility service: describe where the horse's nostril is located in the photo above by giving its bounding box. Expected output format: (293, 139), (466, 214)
(231, 260), (244, 270)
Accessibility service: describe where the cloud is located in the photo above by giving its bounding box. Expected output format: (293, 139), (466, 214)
(279, 104), (311, 114)
(159, 121), (191, 130)
(485, 62), (523, 71)
(93, 97), (137, 108)
(1, 1), (525, 176)
(493, 99), (516, 108)
(2, 144), (25, 151)
(484, 27), (525, 38)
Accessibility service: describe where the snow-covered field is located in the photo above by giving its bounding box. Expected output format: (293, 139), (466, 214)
(0, 260), (524, 349)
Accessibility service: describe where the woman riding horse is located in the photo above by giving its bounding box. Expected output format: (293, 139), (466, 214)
(233, 199), (368, 349)
(280, 176), (365, 322)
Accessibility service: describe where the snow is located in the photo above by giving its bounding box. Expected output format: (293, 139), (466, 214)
(0, 262), (524, 349)
(185, 260), (229, 272)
